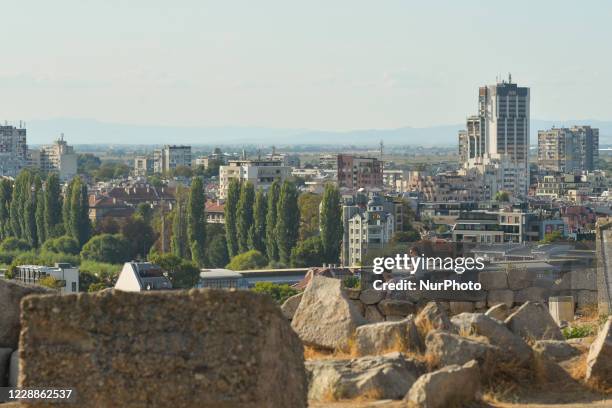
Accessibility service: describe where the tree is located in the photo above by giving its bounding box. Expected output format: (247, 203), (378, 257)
(224, 179), (240, 258)
(80, 234), (131, 264)
(135, 203), (153, 223)
(23, 175), (40, 248)
(495, 191), (510, 202)
(249, 188), (267, 254)
(62, 178), (74, 237)
(236, 181), (255, 253)
(390, 230), (420, 244)
(148, 252), (199, 288)
(226, 250), (267, 270)
(121, 217), (156, 260)
(319, 183), (343, 263)
(35, 185), (46, 246)
(265, 180), (281, 262)
(42, 235), (80, 255)
(10, 170), (32, 239)
(44, 173), (63, 238)
(187, 178), (207, 266)
(0, 179), (12, 240)
(207, 234), (229, 268)
(171, 188), (190, 259)
(0, 237), (31, 252)
(298, 192), (322, 241)
(290, 236), (323, 267)
(275, 181), (300, 264)
(69, 177), (90, 247)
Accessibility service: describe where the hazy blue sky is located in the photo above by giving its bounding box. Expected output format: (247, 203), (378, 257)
(2, 1), (611, 130)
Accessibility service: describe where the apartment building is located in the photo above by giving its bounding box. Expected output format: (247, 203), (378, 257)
(405, 170), (490, 202)
(29, 135), (78, 181)
(154, 145), (192, 173)
(0, 124), (28, 177)
(15, 263), (80, 293)
(218, 159), (291, 199)
(538, 126), (599, 172)
(337, 154), (383, 190)
(134, 156), (154, 176)
(535, 171), (607, 201)
(341, 195), (395, 266)
(452, 210), (533, 244)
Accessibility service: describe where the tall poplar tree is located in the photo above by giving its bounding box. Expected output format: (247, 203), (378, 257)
(70, 177), (90, 247)
(171, 188), (190, 259)
(23, 176), (39, 248)
(265, 180), (281, 262)
(224, 179), (240, 258)
(249, 188), (267, 254)
(62, 179), (74, 237)
(187, 178), (206, 267)
(0, 179), (12, 240)
(44, 173), (63, 238)
(275, 181), (299, 264)
(236, 181), (254, 253)
(320, 183), (343, 263)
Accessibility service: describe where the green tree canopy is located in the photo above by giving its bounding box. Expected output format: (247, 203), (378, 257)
(226, 249), (267, 270)
(80, 234), (131, 264)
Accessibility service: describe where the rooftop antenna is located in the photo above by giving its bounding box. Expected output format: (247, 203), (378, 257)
(508, 72), (512, 83)
(379, 140), (384, 160)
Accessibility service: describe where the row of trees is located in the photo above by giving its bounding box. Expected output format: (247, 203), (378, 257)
(0, 170), (90, 249)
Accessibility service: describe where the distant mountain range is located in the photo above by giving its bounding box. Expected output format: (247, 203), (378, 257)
(24, 118), (612, 147)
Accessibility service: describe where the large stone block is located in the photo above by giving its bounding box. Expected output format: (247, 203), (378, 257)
(478, 271), (508, 290)
(425, 330), (500, 369)
(292, 276), (366, 350)
(354, 316), (422, 356)
(575, 290), (598, 309)
(505, 301), (563, 341)
(586, 316), (612, 387)
(507, 268), (537, 290)
(19, 289), (307, 408)
(0, 347), (12, 387)
(378, 299), (416, 318)
(280, 292), (302, 320)
(0, 279), (53, 349)
(514, 287), (550, 304)
(487, 289), (514, 308)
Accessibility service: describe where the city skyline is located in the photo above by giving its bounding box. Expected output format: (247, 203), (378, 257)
(1, 1), (612, 135)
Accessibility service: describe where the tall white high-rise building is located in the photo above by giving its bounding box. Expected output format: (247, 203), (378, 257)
(30, 134), (78, 181)
(0, 124), (28, 177)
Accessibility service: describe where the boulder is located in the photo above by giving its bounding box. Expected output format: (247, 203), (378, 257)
(306, 352), (420, 401)
(514, 287), (549, 303)
(478, 271), (508, 290)
(449, 301), (474, 315)
(364, 305), (384, 323)
(8, 350), (18, 387)
(575, 290), (598, 309)
(354, 316), (422, 356)
(451, 313), (531, 365)
(378, 299), (416, 318)
(487, 289), (514, 308)
(425, 330), (499, 370)
(359, 289), (385, 305)
(343, 288), (361, 300)
(0, 348), (12, 387)
(532, 351), (575, 384)
(532, 340), (579, 362)
(586, 316), (612, 387)
(280, 292), (302, 320)
(554, 269), (597, 291)
(292, 276), (366, 350)
(404, 360), (480, 408)
(485, 303), (510, 321)
(414, 302), (453, 337)
(505, 301), (563, 341)
(0, 279), (53, 349)
(19, 289), (308, 407)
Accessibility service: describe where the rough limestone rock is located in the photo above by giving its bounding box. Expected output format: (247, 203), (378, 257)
(575, 290), (598, 308)
(404, 360), (480, 408)
(292, 276), (366, 350)
(0, 347), (12, 387)
(586, 316), (612, 387)
(280, 292), (303, 320)
(8, 350), (18, 387)
(0, 279), (53, 349)
(532, 350), (575, 384)
(505, 301), (563, 341)
(485, 303), (510, 321)
(378, 299), (416, 318)
(359, 289), (385, 305)
(306, 352), (420, 401)
(532, 340), (579, 362)
(425, 330), (500, 369)
(344, 288), (361, 300)
(449, 301), (474, 315)
(554, 269), (597, 291)
(478, 271), (508, 290)
(451, 313), (531, 365)
(507, 268), (537, 290)
(487, 289), (514, 308)
(514, 287), (549, 303)
(354, 316), (422, 356)
(364, 305), (385, 323)
(19, 289), (307, 408)
(414, 302), (453, 337)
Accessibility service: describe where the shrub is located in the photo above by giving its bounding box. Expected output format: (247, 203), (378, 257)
(148, 253), (199, 289)
(562, 325), (595, 339)
(42, 235), (80, 255)
(252, 282), (299, 304)
(226, 250), (267, 271)
(0, 237), (31, 252)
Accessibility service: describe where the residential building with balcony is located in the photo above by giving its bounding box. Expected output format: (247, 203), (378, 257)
(15, 263), (79, 293)
(218, 159), (291, 199)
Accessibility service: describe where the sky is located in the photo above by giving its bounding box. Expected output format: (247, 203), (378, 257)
(1, 0), (611, 131)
